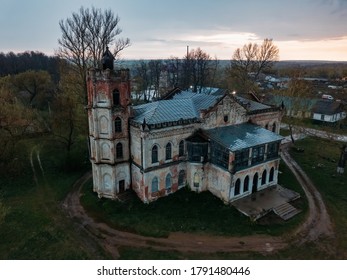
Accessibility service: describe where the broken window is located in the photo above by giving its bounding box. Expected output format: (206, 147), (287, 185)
(165, 142), (172, 160)
(211, 141), (229, 170)
(115, 117), (122, 132)
(267, 142), (279, 159)
(234, 149), (249, 171)
(116, 142), (123, 159)
(187, 142), (208, 162)
(252, 145), (265, 165)
(179, 140), (185, 157)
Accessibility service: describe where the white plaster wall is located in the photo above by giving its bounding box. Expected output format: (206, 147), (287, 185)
(229, 159), (280, 202)
(205, 163), (232, 203)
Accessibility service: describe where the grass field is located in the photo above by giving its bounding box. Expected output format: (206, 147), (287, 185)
(0, 136), (109, 259)
(80, 158), (307, 239)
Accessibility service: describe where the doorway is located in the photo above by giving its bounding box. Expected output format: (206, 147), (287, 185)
(118, 180), (125, 193)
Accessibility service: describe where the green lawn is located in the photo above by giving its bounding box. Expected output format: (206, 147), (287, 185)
(288, 137), (347, 258)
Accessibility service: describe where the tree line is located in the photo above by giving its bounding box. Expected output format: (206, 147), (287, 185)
(0, 6), (281, 172)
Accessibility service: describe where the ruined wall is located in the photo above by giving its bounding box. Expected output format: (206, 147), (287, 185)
(141, 124), (197, 170)
(205, 163), (232, 203)
(92, 162), (131, 199)
(249, 111), (282, 134)
(202, 95), (248, 129)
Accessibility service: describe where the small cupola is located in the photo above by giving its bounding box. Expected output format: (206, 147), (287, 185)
(101, 46), (115, 70)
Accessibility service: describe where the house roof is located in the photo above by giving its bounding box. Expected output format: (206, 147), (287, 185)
(312, 100), (344, 115)
(204, 123), (283, 151)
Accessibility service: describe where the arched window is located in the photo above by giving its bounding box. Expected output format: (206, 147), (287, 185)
(152, 145), (158, 163)
(113, 90), (120, 106)
(151, 177), (159, 193)
(178, 170), (185, 186)
(165, 142), (172, 160)
(262, 169), (267, 185)
(116, 142), (123, 159)
(269, 167), (275, 182)
(252, 173), (259, 193)
(115, 117), (122, 132)
(193, 173), (200, 188)
(165, 173), (172, 190)
(265, 123), (269, 130)
(272, 122), (277, 133)
(179, 140), (185, 157)
(243, 175), (249, 192)
(234, 179), (241, 196)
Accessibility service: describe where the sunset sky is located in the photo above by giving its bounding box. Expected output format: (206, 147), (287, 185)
(1, 0), (347, 61)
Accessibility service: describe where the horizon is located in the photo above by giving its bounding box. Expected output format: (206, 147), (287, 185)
(1, 0), (346, 61)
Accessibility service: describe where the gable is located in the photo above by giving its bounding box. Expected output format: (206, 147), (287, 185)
(202, 95), (248, 127)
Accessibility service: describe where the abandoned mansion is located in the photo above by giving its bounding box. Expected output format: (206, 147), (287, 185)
(86, 52), (284, 204)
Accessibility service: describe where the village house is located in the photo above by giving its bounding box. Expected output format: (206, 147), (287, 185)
(86, 50), (286, 206)
(312, 99), (346, 123)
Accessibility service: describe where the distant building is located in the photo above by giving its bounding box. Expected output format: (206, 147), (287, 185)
(86, 51), (286, 205)
(312, 100), (346, 123)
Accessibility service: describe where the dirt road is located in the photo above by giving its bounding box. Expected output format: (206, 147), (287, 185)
(63, 149), (334, 258)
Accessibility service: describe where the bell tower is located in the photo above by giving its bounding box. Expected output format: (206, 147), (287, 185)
(86, 47), (131, 199)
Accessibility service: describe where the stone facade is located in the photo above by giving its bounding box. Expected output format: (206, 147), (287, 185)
(87, 63), (284, 204)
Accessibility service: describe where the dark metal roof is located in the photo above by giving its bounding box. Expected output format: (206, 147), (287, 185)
(204, 123), (283, 151)
(312, 100), (344, 115)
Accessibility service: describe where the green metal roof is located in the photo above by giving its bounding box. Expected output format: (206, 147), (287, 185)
(205, 123), (284, 151)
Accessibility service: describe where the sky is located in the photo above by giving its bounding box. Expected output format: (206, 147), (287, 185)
(0, 0), (347, 61)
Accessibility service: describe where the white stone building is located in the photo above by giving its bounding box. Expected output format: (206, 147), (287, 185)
(87, 52), (284, 204)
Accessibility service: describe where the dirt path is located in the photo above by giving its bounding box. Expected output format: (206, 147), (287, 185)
(281, 147), (334, 243)
(63, 148), (334, 258)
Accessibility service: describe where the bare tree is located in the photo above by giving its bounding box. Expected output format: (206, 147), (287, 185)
(58, 6), (130, 97)
(182, 47), (218, 92)
(229, 38), (279, 92)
